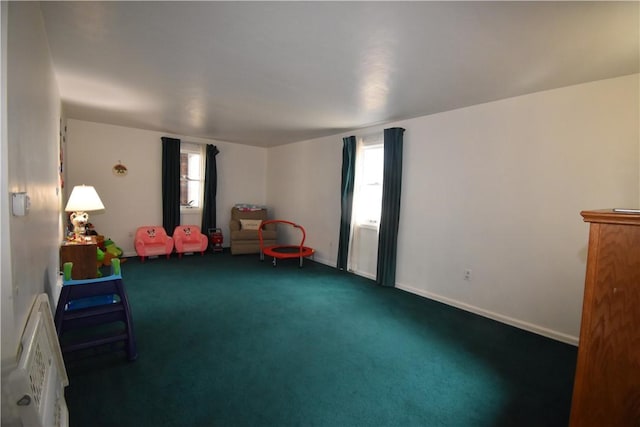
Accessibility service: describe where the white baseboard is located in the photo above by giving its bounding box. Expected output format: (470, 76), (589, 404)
(395, 282), (578, 346)
(310, 255), (333, 268)
(310, 257), (378, 282)
(350, 269), (376, 281)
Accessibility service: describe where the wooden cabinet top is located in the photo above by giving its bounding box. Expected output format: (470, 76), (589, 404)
(61, 236), (97, 246)
(581, 209), (640, 226)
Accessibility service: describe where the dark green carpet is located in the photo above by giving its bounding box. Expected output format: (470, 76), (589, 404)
(64, 253), (577, 426)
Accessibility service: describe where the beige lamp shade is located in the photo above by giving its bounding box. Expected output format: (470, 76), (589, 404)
(65, 185), (105, 212)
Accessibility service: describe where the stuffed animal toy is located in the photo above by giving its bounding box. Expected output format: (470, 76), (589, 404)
(104, 239), (123, 258)
(99, 251), (117, 268)
(95, 247), (105, 276)
(97, 247), (105, 263)
(70, 212), (89, 238)
(96, 245), (125, 268)
(85, 222), (99, 236)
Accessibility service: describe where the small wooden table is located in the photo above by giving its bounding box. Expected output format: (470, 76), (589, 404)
(60, 236), (98, 280)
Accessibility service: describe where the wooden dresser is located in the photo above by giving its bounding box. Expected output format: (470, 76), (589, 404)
(59, 236), (98, 280)
(569, 210), (640, 427)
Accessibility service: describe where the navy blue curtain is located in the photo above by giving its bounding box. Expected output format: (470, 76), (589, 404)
(161, 137), (181, 236)
(376, 128), (405, 287)
(201, 145), (220, 234)
(337, 136), (356, 270)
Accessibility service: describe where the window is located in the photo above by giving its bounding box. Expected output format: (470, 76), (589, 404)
(347, 133), (384, 277)
(353, 135), (384, 228)
(180, 143), (204, 209)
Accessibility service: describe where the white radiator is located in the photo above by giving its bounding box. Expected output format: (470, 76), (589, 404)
(8, 294), (69, 427)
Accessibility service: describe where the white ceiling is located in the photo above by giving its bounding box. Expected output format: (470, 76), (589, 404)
(40, 1), (639, 147)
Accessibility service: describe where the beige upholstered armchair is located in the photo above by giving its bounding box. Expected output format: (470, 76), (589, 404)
(229, 207), (277, 255)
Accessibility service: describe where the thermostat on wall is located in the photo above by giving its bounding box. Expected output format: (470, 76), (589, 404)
(11, 192), (30, 216)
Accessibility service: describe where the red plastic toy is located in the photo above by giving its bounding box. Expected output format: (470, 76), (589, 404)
(258, 220), (314, 267)
(208, 228), (224, 253)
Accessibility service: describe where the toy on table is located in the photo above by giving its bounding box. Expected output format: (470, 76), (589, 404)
(68, 212), (89, 241)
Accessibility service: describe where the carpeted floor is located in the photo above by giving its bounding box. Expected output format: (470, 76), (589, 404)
(64, 252), (577, 427)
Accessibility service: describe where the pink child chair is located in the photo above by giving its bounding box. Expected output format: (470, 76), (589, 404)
(134, 226), (174, 262)
(173, 225), (208, 259)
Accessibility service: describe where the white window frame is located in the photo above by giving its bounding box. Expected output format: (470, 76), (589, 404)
(347, 132), (384, 277)
(352, 134), (384, 230)
(180, 143), (204, 212)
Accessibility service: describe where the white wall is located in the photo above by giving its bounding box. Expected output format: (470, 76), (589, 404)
(65, 120), (267, 256)
(0, 0), (10, 369)
(267, 74), (640, 344)
(267, 138), (343, 265)
(1, 2), (62, 424)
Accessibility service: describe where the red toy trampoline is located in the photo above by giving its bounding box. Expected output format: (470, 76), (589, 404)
(258, 220), (315, 267)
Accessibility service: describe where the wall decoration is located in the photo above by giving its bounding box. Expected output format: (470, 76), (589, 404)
(112, 162), (128, 176)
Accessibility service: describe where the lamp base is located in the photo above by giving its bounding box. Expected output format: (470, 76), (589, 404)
(70, 211), (90, 241)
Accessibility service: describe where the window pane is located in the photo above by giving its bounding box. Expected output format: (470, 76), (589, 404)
(356, 183), (382, 225)
(187, 180), (200, 208)
(362, 148), (383, 185)
(180, 147), (203, 208)
(354, 144), (383, 226)
(187, 153), (201, 179)
(180, 153), (189, 205)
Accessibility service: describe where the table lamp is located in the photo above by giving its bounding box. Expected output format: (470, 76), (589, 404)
(65, 185), (105, 239)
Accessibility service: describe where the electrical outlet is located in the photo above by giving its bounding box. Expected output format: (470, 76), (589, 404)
(464, 269), (472, 281)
